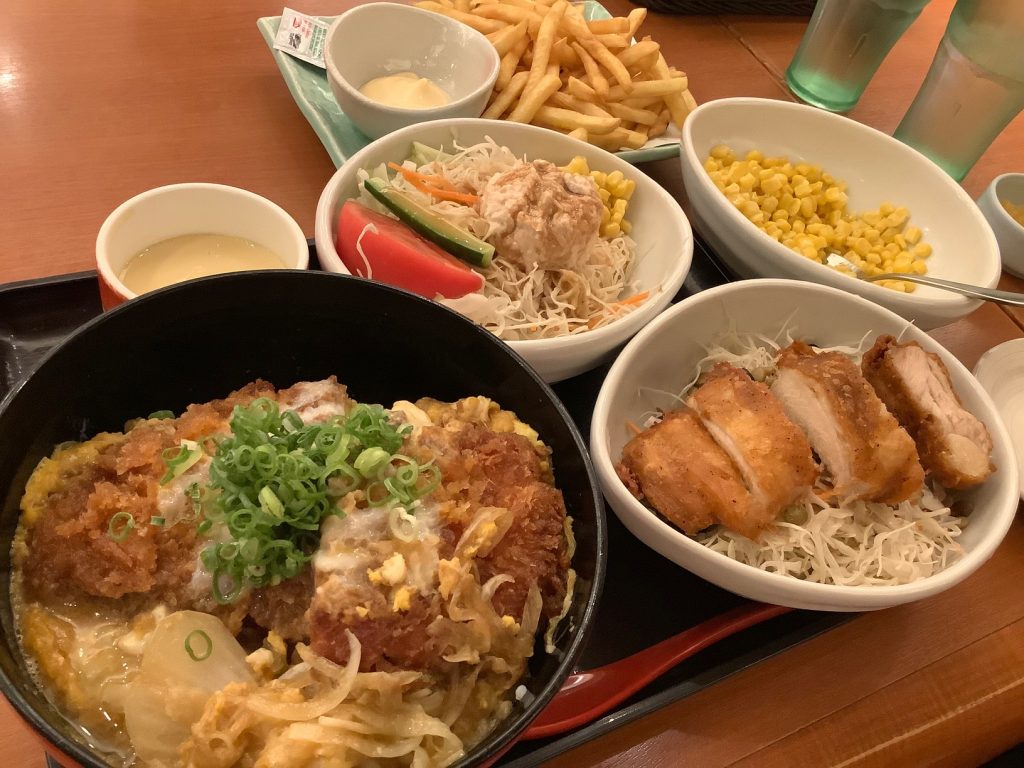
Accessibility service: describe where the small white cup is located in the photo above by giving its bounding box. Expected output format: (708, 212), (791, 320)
(976, 173), (1024, 278)
(324, 3), (500, 140)
(96, 183), (309, 309)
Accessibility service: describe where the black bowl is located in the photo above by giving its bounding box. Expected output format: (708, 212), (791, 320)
(0, 271), (606, 767)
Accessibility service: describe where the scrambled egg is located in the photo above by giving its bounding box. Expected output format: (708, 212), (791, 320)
(20, 433), (121, 526)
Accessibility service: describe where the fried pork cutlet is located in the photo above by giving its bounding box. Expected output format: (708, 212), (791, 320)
(862, 335), (994, 489)
(771, 342), (924, 504)
(688, 363), (819, 539)
(616, 409), (755, 536)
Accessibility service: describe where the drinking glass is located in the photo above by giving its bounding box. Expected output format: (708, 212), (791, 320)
(786, 0), (932, 113)
(894, 0), (1024, 182)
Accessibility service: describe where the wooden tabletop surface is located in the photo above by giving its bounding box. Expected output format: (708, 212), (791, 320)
(2, 1), (1022, 766)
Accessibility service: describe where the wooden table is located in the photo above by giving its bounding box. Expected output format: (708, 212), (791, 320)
(2, 1), (1022, 766)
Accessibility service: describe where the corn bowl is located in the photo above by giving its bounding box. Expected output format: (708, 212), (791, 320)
(681, 98), (1001, 330)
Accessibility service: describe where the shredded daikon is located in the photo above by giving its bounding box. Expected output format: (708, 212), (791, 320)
(655, 329), (967, 586)
(357, 138), (641, 340)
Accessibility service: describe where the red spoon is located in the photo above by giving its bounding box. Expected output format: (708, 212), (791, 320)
(521, 602), (791, 740)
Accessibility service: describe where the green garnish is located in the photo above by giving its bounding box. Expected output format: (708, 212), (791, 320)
(107, 512), (135, 542)
(184, 629), (212, 661)
(196, 399), (429, 603)
(150, 516), (166, 527)
(148, 410), (175, 420)
(160, 440), (203, 484)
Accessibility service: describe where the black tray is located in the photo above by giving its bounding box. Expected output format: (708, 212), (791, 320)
(6, 241), (849, 767)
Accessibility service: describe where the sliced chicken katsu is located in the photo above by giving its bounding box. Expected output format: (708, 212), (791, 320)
(688, 363), (818, 538)
(771, 342), (924, 504)
(616, 409), (754, 536)
(862, 335), (994, 489)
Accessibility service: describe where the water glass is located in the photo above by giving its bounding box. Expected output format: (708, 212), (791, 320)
(894, 0), (1024, 182)
(786, 0), (932, 113)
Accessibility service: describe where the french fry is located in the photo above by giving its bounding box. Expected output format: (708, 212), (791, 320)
(571, 41), (608, 99)
(586, 18), (628, 35)
(593, 33), (630, 51)
(414, 3), (505, 33)
(566, 75), (597, 103)
(497, 34), (529, 90)
(606, 77), (687, 101)
(580, 36), (633, 90)
(475, 4), (532, 23)
(590, 126), (648, 151)
(568, 127), (588, 142)
(607, 102), (658, 127)
(525, 0), (567, 92)
(650, 53), (689, 128)
(552, 37), (579, 68)
(483, 70), (529, 119)
(487, 20), (528, 57)
(650, 107), (670, 139)
(682, 88), (698, 112)
(533, 105), (620, 134)
(548, 90), (613, 119)
(507, 72), (561, 123)
(454, 0), (471, 10)
(617, 40), (660, 69)
(627, 8), (647, 37)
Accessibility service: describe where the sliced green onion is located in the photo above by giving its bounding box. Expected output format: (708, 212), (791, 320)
(354, 446), (390, 478)
(107, 512), (135, 542)
(184, 629), (212, 661)
(160, 439), (204, 485)
(148, 409), (175, 420)
(259, 486), (284, 517)
(150, 516), (166, 527)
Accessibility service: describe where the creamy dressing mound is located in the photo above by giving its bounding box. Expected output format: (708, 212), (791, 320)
(118, 234), (286, 294)
(358, 72), (450, 109)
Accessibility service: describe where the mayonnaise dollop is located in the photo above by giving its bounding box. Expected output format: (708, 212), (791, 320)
(359, 71), (450, 109)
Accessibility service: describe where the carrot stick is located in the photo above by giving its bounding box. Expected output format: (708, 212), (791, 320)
(387, 162), (480, 204)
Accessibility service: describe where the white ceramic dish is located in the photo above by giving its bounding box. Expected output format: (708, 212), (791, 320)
(314, 118), (693, 383)
(680, 98), (1001, 331)
(591, 279), (1018, 612)
(974, 338), (1024, 501)
(976, 173), (1024, 279)
(324, 3), (499, 140)
(95, 183), (308, 309)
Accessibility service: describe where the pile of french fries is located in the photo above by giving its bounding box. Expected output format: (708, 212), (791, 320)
(414, 0), (697, 151)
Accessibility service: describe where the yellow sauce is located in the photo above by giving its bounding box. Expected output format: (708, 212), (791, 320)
(118, 234), (285, 294)
(1002, 199), (1024, 227)
(359, 71), (450, 109)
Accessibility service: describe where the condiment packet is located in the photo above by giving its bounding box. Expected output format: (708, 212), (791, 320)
(273, 8), (330, 68)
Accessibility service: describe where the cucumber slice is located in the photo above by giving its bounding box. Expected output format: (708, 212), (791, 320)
(363, 177), (494, 268)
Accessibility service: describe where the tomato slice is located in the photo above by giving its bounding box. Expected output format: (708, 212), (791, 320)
(335, 201), (485, 299)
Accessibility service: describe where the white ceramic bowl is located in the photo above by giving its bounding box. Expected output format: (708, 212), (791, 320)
(324, 3), (499, 140)
(681, 98), (1001, 331)
(591, 279), (1019, 612)
(314, 118), (693, 383)
(976, 173), (1024, 278)
(974, 339), (1024, 501)
(95, 183), (308, 309)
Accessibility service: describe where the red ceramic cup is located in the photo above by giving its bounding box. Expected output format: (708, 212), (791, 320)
(95, 183), (309, 309)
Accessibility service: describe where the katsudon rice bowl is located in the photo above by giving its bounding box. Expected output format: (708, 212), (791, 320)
(591, 279), (1018, 612)
(315, 119), (693, 383)
(0, 273), (605, 768)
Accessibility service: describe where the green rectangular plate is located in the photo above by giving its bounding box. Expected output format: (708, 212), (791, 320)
(256, 2), (681, 167)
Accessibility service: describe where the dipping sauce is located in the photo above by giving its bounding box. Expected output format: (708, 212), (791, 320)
(118, 234), (285, 294)
(359, 72), (450, 109)
(1002, 199), (1024, 227)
